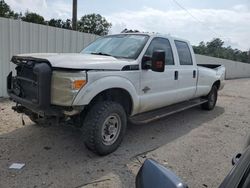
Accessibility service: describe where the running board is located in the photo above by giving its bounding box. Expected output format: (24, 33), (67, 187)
(130, 98), (208, 124)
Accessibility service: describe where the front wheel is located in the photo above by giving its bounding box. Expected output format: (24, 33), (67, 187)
(201, 85), (218, 110)
(82, 101), (127, 156)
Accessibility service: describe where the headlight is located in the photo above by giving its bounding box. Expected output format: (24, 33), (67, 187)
(51, 71), (87, 106)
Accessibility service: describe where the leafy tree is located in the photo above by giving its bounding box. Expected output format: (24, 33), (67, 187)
(0, 0), (20, 18)
(193, 38), (250, 63)
(206, 38), (224, 57)
(1, 1), (111, 35)
(21, 11), (45, 25)
(48, 18), (72, 29)
(78, 14), (112, 35)
(62, 19), (72, 29)
(193, 41), (207, 55)
(206, 38), (224, 49)
(48, 19), (63, 28)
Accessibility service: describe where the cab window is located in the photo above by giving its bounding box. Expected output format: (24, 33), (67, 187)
(175, 40), (193, 65)
(145, 37), (174, 65)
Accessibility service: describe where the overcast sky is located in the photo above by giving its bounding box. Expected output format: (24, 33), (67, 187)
(5, 0), (250, 51)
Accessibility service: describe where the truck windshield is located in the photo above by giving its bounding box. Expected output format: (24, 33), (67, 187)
(81, 34), (149, 59)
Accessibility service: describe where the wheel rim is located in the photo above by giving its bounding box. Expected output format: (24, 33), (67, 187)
(101, 114), (121, 146)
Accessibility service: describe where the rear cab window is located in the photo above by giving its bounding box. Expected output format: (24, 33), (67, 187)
(174, 40), (193, 65)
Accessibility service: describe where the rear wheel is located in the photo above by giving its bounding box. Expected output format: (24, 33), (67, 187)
(82, 101), (127, 156)
(201, 85), (218, 110)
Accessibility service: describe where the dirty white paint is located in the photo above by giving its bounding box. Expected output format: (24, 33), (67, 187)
(0, 17), (98, 97)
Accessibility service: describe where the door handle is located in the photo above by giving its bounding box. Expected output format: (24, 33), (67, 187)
(193, 70), (196, 78)
(174, 71), (178, 80)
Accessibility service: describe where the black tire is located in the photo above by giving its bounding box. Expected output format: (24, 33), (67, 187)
(201, 85), (218, 110)
(82, 101), (127, 156)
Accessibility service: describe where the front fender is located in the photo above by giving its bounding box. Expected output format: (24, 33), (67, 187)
(72, 76), (140, 115)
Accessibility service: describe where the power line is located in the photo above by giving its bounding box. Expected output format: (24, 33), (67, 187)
(172, 0), (231, 41)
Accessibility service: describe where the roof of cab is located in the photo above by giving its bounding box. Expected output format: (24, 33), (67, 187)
(111, 32), (190, 44)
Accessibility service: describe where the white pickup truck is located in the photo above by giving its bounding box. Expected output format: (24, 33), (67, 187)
(7, 33), (225, 155)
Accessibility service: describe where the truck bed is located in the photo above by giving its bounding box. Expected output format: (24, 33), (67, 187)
(197, 64), (222, 69)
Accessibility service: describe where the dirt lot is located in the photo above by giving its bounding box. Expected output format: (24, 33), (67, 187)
(0, 79), (250, 188)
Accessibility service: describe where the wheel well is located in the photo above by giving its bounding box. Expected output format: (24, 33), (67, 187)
(213, 80), (221, 89)
(89, 88), (133, 115)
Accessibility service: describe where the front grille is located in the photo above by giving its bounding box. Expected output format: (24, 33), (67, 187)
(7, 60), (52, 110)
(15, 62), (38, 103)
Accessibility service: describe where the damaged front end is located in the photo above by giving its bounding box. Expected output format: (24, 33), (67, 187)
(7, 56), (85, 125)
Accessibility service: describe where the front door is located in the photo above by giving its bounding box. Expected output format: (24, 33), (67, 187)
(139, 37), (179, 113)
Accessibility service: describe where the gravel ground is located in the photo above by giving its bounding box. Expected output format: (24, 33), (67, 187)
(0, 79), (250, 188)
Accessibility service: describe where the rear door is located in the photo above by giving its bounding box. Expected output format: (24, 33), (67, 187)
(139, 37), (179, 113)
(174, 40), (197, 102)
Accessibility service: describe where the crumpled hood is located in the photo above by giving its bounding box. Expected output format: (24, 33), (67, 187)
(14, 53), (135, 70)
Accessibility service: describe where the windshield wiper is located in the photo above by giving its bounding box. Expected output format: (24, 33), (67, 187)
(91, 52), (113, 57)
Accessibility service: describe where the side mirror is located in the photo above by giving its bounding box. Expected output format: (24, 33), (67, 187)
(136, 159), (188, 188)
(142, 50), (165, 72)
(151, 50), (165, 72)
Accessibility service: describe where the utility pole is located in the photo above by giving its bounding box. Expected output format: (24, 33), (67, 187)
(72, 0), (77, 30)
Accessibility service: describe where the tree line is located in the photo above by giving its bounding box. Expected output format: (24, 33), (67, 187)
(0, 0), (111, 36)
(0, 0), (249, 63)
(193, 38), (250, 63)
